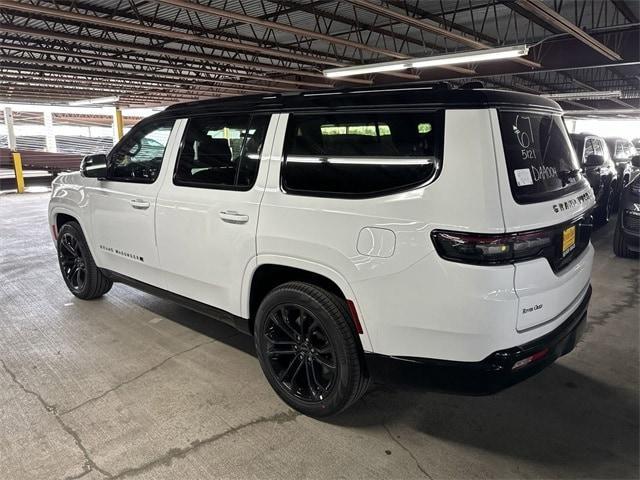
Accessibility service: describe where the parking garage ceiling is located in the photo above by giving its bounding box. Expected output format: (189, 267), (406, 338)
(0, 0), (638, 116)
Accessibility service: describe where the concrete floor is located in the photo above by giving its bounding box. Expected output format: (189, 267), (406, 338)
(0, 192), (638, 480)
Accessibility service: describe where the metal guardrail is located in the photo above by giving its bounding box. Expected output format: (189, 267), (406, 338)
(0, 148), (82, 193)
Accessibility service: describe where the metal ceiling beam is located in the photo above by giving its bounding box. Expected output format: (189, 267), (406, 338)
(0, 56), (280, 94)
(512, 0), (623, 60)
(0, 61), (278, 97)
(0, 73), (258, 101)
(611, 0), (639, 24)
(153, 0), (407, 60)
(385, 0), (498, 44)
(0, 86), (204, 104)
(0, 40), (331, 89)
(150, 0), (427, 80)
(47, 0), (346, 64)
(269, 0), (476, 75)
(0, 24), (372, 86)
(341, 0), (540, 68)
(0, 0), (344, 67)
(0, 43), (296, 92)
(0, 75), (233, 103)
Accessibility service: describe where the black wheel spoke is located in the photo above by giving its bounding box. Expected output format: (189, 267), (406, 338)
(309, 361), (325, 396)
(305, 360), (318, 399)
(279, 354), (302, 383)
(270, 312), (298, 341)
(313, 355), (336, 370)
(62, 240), (75, 256)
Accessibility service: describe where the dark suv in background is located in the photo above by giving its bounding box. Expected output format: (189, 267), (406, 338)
(570, 133), (618, 224)
(613, 156), (640, 257)
(605, 137), (636, 187)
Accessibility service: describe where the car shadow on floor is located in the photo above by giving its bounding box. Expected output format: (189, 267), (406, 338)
(118, 284), (638, 476)
(334, 363), (639, 474)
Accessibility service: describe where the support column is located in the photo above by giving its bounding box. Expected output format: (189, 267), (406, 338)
(43, 110), (57, 153)
(3, 107), (24, 193)
(3, 106), (17, 150)
(111, 106), (124, 145)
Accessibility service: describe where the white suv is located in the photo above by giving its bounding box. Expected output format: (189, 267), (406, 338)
(49, 86), (596, 417)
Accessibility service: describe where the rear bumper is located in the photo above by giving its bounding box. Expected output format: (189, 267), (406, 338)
(364, 284), (592, 394)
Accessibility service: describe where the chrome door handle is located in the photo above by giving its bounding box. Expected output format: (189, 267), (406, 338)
(219, 210), (249, 224)
(130, 199), (150, 210)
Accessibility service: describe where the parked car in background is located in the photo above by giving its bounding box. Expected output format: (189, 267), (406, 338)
(613, 156), (640, 257)
(605, 137), (636, 184)
(632, 139), (640, 151)
(570, 133), (618, 224)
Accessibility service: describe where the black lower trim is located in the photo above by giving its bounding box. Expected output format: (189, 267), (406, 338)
(102, 269), (251, 335)
(365, 285), (592, 394)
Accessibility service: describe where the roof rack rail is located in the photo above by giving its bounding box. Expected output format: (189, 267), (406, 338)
(460, 81), (484, 89)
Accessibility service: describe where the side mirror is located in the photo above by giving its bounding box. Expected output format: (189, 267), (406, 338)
(585, 154), (605, 167)
(632, 155), (640, 168)
(80, 154), (107, 178)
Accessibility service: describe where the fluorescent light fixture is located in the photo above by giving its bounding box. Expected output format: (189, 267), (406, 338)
(69, 96), (120, 106)
(324, 61), (412, 78)
(411, 45), (529, 69)
(543, 90), (622, 101)
(324, 44), (529, 78)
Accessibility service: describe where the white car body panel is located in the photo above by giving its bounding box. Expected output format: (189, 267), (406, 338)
(155, 116), (279, 315)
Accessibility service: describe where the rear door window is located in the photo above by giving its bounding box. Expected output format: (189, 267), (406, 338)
(499, 111), (587, 204)
(282, 111), (444, 198)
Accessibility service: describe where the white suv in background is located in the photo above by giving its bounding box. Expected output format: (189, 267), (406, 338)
(49, 85), (596, 417)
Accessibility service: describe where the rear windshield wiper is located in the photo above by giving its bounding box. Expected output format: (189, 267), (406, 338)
(558, 168), (581, 186)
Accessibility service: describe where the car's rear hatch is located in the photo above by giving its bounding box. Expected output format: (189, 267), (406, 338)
(490, 108), (596, 331)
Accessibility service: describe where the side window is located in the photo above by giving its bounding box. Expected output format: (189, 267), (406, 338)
(592, 138), (604, 156)
(174, 114), (270, 189)
(282, 111), (444, 197)
(583, 138), (595, 160)
(108, 120), (174, 183)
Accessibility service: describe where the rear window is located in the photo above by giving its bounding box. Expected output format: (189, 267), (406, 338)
(282, 111), (444, 198)
(499, 111), (587, 204)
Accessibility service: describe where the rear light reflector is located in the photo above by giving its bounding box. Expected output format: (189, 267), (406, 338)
(431, 229), (554, 265)
(346, 300), (363, 335)
(51, 224), (58, 241)
(512, 348), (549, 371)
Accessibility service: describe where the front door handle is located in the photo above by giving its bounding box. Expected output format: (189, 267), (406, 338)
(130, 199), (150, 210)
(219, 210), (249, 224)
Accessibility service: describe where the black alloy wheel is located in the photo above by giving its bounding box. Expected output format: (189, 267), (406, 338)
(56, 221), (112, 300)
(263, 304), (337, 402)
(254, 282), (369, 417)
(59, 232), (87, 292)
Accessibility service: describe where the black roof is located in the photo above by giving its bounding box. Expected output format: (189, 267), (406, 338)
(159, 83), (562, 119)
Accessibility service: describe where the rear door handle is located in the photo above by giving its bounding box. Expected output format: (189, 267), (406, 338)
(130, 199), (150, 210)
(219, 210), (249, 224)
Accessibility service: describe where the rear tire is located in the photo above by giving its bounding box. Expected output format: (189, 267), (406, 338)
(57, 222), (112, 299)
(254, 281), (369, 417)
(595, 187), (614, 225)
(613, 215), (633, 258)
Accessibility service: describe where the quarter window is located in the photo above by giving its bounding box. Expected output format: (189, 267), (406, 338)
(282, 111), (444, 197)
(107, 120), (174, 183)
(174, 114), (270, 189)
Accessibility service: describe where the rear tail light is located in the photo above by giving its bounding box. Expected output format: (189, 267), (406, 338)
(431, 229), (554, 265)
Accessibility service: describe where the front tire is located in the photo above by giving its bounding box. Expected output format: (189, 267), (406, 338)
(254, 282), (369, 417)
(57, 222), (112, 299)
